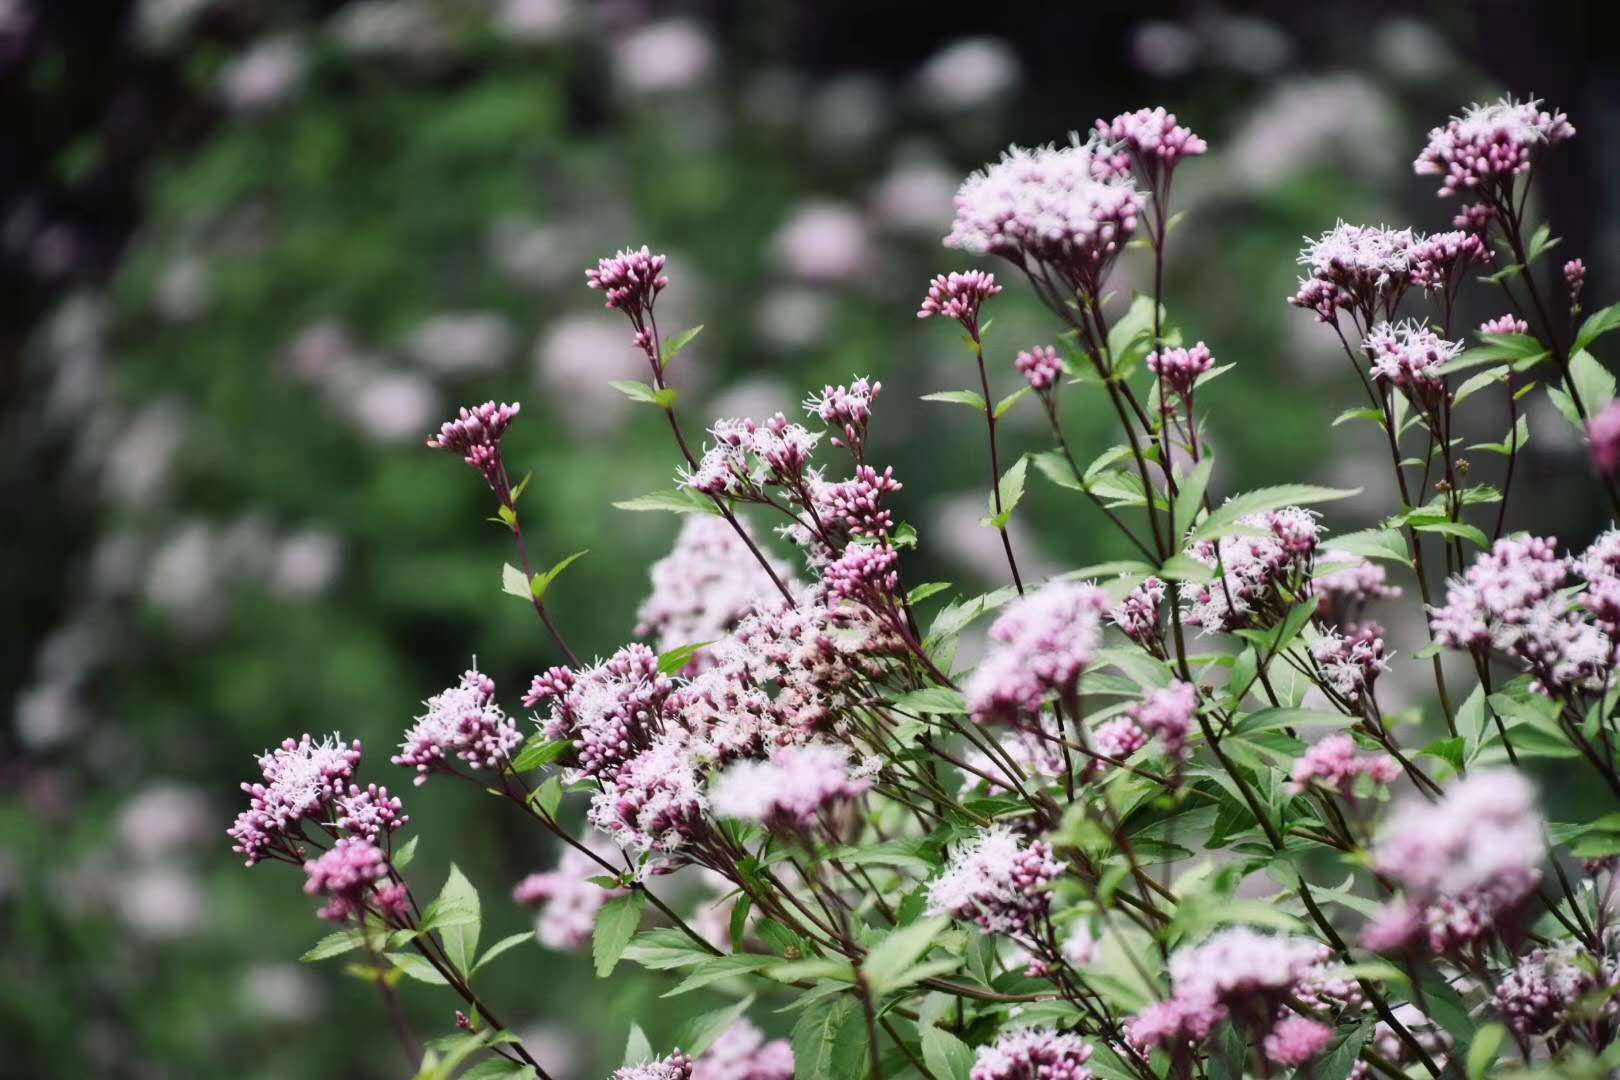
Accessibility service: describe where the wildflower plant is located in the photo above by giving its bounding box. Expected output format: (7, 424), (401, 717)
(236, 95), (1620, 1080)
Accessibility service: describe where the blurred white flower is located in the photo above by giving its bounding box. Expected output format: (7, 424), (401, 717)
(914, 37), (1020, 112)
(240, 964), (323, 1024)
(14, 680), (85, 750)
(493, 0), (574, 43)
(284, 319), (360, 384)
(754, 288), (833, 350)
(1130, 21), (1198, 78)
(155, 256), (213, 322)
(270, 529), (344, 599)
(515, 1024), (582, 1080)
(102, 401), (185, 507)
(118, 867), (209, 940)
(533, 312), (644, 433)
(806, 75), (887, 154)
(770, 201), (869, 285)
(343, 369), (441, 444)
(406, 311), (515, 376)
(869, 154), (957, 235)
(330, 0), (453, 61)
(707, 376), (795, 424)
(1222, 75), (1400, 188)
(144, 521), (219, 622)
(927, 494), (1054, 585)
(136, 0), (218, 50)
(218, 36), (307, 112)
(613, 18), (714, 95)
(118, 784), (213, 863)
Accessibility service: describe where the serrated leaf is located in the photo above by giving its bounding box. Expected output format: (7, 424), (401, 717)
(530, 550), (588, 601)
(920, 389), (988, 411)
(1030, 448), (1083, 492)
(1322, 528), (1410, 566)
(994, 386), (1033, 418)
(471, 931), (533, 975)
(623, 1022), (652, 1067)
(620, 928), (714, 971)
(392, 835), (419, 871)
(680, 995), (756, 1058)
(661, 325), (704, 368)
(614, 489), (722, 515)
(920, 1024), (973, 1080)
(1332, 407), (1384, 427)
(657, 640), (716, 675)
(511, 734), (571, 773)
(1172, 455), (1213, 541)
(1466, 1022), (1506, 1080)
(1575, 303), (1620, 353)
(301, 930), (362, 963)
(528, 774), (563, 818)
(387, 951), (450, 985)
(436, 864), (481, 975)
(661, 954), (776, 997)
(594, 891), (646, 978)
(862, 916), (949, 996)
(1188, 485), (1361, 544)
(988, 455), (1028, 523)
(889, 686), (968, 715)
(501, 562), (530, 600)
(608, 379), (661, 404)
(791, 998), (866, 1080)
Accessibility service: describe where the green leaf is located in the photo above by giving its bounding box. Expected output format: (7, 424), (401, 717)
(1230, 708), (1346, 738)
(1315, 1020), (1374, 1080)
(623, 1023), (653, 1067)
(1573, 348), (1617, 414)
(680, 995), (756, 1058)
(994, 386), (1033, 418)
(657, 641), (715, 675)
(920, 1024), (974, 1080)
(471, 930), (533, 975)
(392, 835), (420, 872)
(386, 951), (450, 985)
(1413, 520), (1488, 549)
(889, 686), (968, 715)
(920, 389), (988, 411)
(620, 928), (714, 971)
(435, 864), (481, 975)
(510, 734), (571, 773)
(1172, 455), (1213, 542)
(614, 489), (721, 515)
(594, 891), (646, 978)
(1030, 448), (1083, 492)
(528, 774), (563, 818)
(1332, 407), (1384, 427)
(791, 997), (867, 1079)
(661, 953), (776, 997)
(661, 324), (704, 368)
(862, 916), (949, 996)
(1466, 1022), (1506, 1080)
(530, 550), (589, 601)
(1322, 528), (1410, 566)
(1526, 221), (1562, 264)
(608, 380), (662, 404)
(301, 930), (361, 963)
(986, 455), (1029, 527)
(1188, 486), (1361, 544)
(906, 581), (951, 605)
(501, 562), (531, 601)
(458, 1060), (536, 1080)
(1575, 303), (1620, 353)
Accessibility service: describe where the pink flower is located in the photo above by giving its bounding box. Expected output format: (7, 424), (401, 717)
(230, 733), (362, 865)
(822, 543), (901, 605)
(426, 401), (520, 494)
(394, 666), (522, 784)
(1289, 222), (1415, 324)
(334, 784), (408, 841)
(1365, 320), (1459, 403)
(1263, 1017), (1334, 1067)
(1084, 717), (1148, 780)
(613, 1052), (695, 1080)
(1415, 97), (1574, 198)
(917, 269), (1002, 333)
(528, 644), (674, 780)
(1587, 400), (1620, 477)
(1129, 680), (1197, 760)
(514, 846), (626, 950)
(927, 826), (1062, 942)
(303, 837), (402, 924)
(1409, 230), (1488, 293)
(1289, 734), (1398, 794)
(1308, 628), (1390, 703)
(804, 377), (882, 455)
(708, 744), (871, 831)
(1565, 258), (1586, 301)
(966, 583), (1109, 722)
(1146, 342), (1214, 398)
(1478, 313), (1530, 337)
(970, 1028), (1093, 1080)
(1096, 107), (1207, 179)
(1494, 944), (1596, 1037)
(587, 735), (707, 858)
(586, 246), (669, 314)
(1109, 576), (1165, 646)
(692, 1020), (794, 1080)
(1015, 344), (1063, 392)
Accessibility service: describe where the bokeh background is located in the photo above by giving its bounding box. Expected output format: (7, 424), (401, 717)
(4, 1), (1618, 1076)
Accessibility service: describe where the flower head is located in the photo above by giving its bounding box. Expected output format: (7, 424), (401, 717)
(1587, 400), (1620, 477)
(1129, 680), (1197, 760)
(1109, 576), (1165, 646)
(927, 826), (1062, 941)
(805, 377), (882, 455)
(1365, 320), (1459, 402)
(692, 1021), (794, 1080)
(970, 1028), (1093, 1080)
(1290, 734), (1398, 794)
(394, 666), (522, 784)
(966, 583), (1108, 722)
(1146, 342), (1214, 398)
(1015, 345), (1063, 392)
(1263, 1017), (1335, 1068)
(613, 1052), (695, 1080)
(303, 837), (404, 923)
(708, 743), (871, 832)
(426, 401), (520, 493)
(587, 735), (707, 859)
(514, 845), (626, 950)
(1290, 222), (1416, 323)
(1414, 97), (1574, 198)
(230, 733), (362, 865)
(1409, 230), (1488, 294)
(587, 246), (669, 315)
(1479, 313), (1530, 337)
(529, 644), (674, 780)
(1096, 107), (1207, 179)
(918, 270), (1002, 333)
(1308, 627), (1391, 703)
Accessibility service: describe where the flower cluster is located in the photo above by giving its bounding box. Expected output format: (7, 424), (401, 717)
(635, 516), (795, 672)
(1108, 576), (1165, 647)
(927, 826), (1062, 943)
(1367, 769), (1545, 954)
(586, 246), (669, 317)
(804, 376), (882, 457)
(1127, 679), (1197, 761)
(513, 846), (625, 950)
(587, 733), (708, 859)
(944, 135), (1144, 298)
(681, 415), (820, 498)
(1588, 400), (1620, 476)
(966, 583), (1108, 722)
(1145, 342), (1213, 399)
(917, 269), (1002, 333)
(303, 837), (406, 924)
(393, 666), (522, 784)
(1096, 107), (1207, 181)
(1365, 319), (1459, 405)
(1479, 313), (1530, 336)
(1309, 626), (1390, 703)
(1493, 944), (1598, 1038)
(708, 743), (870, 832)
(1015, 344), (1063, 392)
(1289, 222), (1414, 324)
(1408, 229), (1488, 296)
(527, 644), (674, 779)
(1289, 734), (1399, 794)
(1414, 96), (1574, 198)
(229, 733), (362, 865)
(1182, 506), (1320, 631)
(1430, 534), (1618, 694)
(612, 1051), (695, 1080)
(1314, 557), (1399, 624)
(426, 401), (520, 494)
(970, 1028), (1094, 1080)
(691, 1021), (794, 1080)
